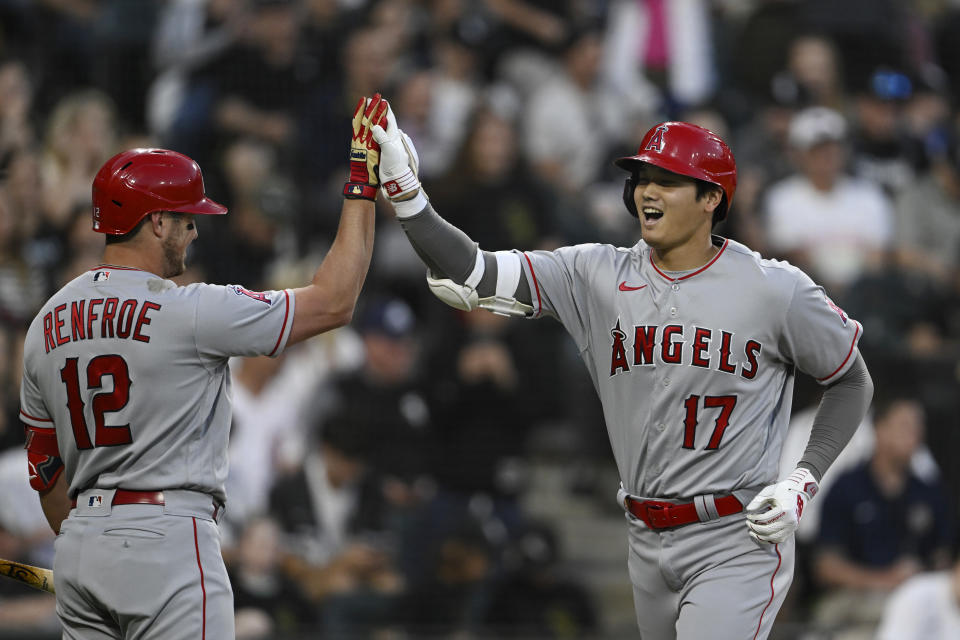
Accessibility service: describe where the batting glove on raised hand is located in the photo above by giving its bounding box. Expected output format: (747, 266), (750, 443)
(344, 93), (388, 201)
(745, 467), (819, 544)
(370, 101), (422, 205)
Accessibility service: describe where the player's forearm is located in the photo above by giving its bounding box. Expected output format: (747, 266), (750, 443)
(311, 198), (376, 315)
(397, 201), (532, 302)
(798, 352), (873, 481)
(38, 472), (71, 535)
(396, 201), (479, 280)
(814, 553), (880, 589)
(288, 199), (375, 344)
(815, 552), (911, 590)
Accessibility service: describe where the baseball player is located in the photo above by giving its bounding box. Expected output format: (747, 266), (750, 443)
(370, 103), (875, 638)
(19, 95), (389, 638)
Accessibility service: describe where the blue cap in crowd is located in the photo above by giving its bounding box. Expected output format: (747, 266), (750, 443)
(358, 297), (416, 339)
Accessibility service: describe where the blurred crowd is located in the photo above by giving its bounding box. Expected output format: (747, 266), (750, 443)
(2, 0), (960, 638)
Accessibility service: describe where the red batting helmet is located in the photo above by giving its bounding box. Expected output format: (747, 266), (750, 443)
(92, 148), (227, 235)
(614, 121), (737, 221)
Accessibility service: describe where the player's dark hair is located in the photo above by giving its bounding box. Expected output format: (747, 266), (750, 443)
(104, 211), (193, 244)
(104, 215), (150, 244)
(694, 179), (728, 226)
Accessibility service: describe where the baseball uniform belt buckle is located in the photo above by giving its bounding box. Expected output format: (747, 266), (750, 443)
(647, 501), (696, 529)
(625, 498), (694, 529)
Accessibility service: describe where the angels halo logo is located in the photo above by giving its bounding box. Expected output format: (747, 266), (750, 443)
(230, 285), (271, 304)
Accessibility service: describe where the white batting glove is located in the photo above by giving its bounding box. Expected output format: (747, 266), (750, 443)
(370, 101), (425, 215)
(745, 467), (819, 544)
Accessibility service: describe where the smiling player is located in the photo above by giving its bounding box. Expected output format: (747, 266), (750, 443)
(370, 109), (874, 639)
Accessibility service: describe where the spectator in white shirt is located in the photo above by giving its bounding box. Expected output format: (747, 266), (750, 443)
(763, 106), (894, 297)
(876, 558), (960, 640)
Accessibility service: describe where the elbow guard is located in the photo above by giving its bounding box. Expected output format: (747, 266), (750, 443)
(427, 272), (479, 311)
(427, 251), (533, 318)
(427, 249), (484, 311)
(25, 425), (64, 492)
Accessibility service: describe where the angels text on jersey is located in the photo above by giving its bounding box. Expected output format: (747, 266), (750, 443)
(609, 319), (762, 380)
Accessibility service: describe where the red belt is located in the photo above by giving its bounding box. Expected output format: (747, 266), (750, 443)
(70, 489), (223, 521)
(625, 495), (743, 530)
(71, 489), (165, 508)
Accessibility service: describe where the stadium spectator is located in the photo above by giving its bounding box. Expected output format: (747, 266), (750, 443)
(0, 59), (35, 168)
(482, 520), (599, 638)
(38, 90), (117, 232)
(327, 296), (434, 505)
(848, 67), (917, 197)
(228, 516), (316, 638)
(783, 33), (847, 112)
(811, 395), (954, 639)
(268, 412), (403, 636)
(763, 105), (894, 296)
(147, 0), (248, 139)
(427, 103), (559, 250)
(893, 126), (960, 283)
(522, 21), (624, 196)
(875, 554), (960, 640)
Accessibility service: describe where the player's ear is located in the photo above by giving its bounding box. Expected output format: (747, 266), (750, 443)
(703, 186), (723, 214)
(148, 211), (166, 238)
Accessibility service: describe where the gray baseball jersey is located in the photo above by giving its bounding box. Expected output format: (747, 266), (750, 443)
(20, 266), (295, 501)
(519, 236), (861, 498)
(19, 265), (294, 639)
(519, 236), (861, 638)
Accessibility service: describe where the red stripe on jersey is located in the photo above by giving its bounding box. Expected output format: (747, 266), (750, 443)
(523, 253), (542, 317)
(19, 410), (52, 422)
(268, 290), (290, 356)
(817, 321), (861, 383)
(650, 238), (728, 282)
(753, 543), (782, 640)
(193, 518), (207, 639)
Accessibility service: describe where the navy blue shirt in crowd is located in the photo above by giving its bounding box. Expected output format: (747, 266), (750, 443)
(817, 461), (953, 568)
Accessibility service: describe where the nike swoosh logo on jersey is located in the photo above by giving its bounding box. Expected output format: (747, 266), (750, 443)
(618, 282), (648, 291)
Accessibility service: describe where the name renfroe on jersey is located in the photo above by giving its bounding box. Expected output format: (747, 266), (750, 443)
(609, 319), (762, 379)
(41, 297), (162, 353)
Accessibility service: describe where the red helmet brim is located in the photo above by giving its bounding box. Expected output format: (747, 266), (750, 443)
(175, 196), (227, 216)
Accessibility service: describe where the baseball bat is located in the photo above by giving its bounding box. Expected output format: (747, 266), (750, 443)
(0, 558), (55, 594)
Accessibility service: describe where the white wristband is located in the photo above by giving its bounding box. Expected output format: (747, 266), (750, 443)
(392, 190), (429, 219)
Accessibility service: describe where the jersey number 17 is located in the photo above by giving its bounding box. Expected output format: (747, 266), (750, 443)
(681, 394), (737, 450)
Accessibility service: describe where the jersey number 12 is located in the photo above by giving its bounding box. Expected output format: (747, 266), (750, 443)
(59, 355), (133, 449)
